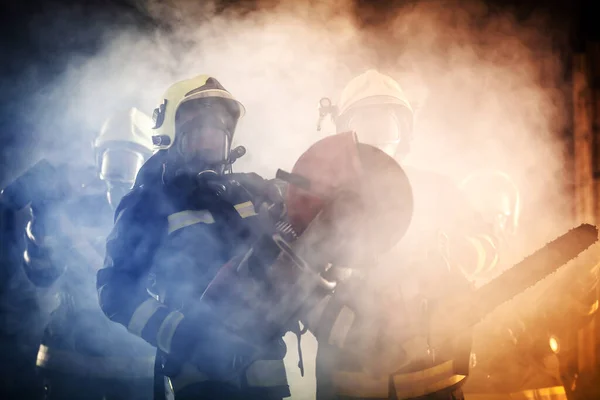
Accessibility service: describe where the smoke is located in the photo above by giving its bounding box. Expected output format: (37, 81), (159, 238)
(2, 0), (576, 398)
(20, 0), (369, 177)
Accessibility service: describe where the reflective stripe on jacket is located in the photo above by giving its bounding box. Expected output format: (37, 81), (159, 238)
(36, 344), (155, 379)
(465, 386), (567, 400)
(331, 360), (466, 399)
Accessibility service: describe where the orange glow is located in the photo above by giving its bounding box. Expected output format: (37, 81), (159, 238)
(549, 335), (560, 354)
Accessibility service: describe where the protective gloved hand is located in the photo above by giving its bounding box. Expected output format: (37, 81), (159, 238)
(28, 202), (58, 243)
(28, 195), (76, 254)
(27, 161), (76, 242)
(23, 205), (69, 287)
(255, 178), (287, 223)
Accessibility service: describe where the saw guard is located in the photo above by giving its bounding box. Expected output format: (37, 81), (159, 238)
(285, 131), (414, 253)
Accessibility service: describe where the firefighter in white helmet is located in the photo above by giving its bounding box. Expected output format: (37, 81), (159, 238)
(22, 108), (156, 400)
(95, 108), (157, 208)
(303, 70), (501, 400)
(96, 75), (291, 400)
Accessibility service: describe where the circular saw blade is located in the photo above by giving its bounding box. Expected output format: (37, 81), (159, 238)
(285, 132), (414, 253)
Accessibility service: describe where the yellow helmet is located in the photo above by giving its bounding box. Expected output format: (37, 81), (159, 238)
(151, 75), (246, 150)
(334, 70), (415, 158)
(338, 69), (413, 118)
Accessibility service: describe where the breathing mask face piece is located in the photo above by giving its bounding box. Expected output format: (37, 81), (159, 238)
(174, 99), (235, 175)
(346, 106), (406, 157)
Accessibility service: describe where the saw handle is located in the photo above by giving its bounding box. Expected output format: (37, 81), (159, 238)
(270, 233), (337, 292)
(275, 169), (311, 191)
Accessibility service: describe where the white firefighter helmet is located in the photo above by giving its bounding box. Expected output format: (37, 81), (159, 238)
(335, 70), (414, 158)
(459, 169), (521, 238)
(151, 74), (246, 150)
(94, 107), (155, 207)
(95, 107), (154, 152)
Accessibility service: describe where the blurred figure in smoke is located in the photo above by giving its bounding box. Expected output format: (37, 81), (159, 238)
(459, 171), (571, 400)
(306, 70), (501, 400)
(0, 183), (47, 400)
(23, 108), (156, 400)
(458, 170), (592, 400)
(457, 169), (521, 285)
(96, 75), (291, 400)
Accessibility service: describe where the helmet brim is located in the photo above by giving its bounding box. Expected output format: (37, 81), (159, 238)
(182, 89), (246, 119)
(340, 95), (413, 118)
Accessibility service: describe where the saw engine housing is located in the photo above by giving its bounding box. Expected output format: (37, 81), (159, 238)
(201, 131), (414, 343)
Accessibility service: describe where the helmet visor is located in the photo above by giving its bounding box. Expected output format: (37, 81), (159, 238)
(175, 99), (235, 169)
(178, 124), (229, 165)
(100, 148), (146, 187)
(346, 106), (407, 155)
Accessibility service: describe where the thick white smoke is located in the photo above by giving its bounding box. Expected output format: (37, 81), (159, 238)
(18, 0), (573, 398)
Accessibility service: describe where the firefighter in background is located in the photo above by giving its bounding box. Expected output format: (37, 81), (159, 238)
(23, 108), (156, 400)
(305, 70), (501, 400)
(459, 170), (569, 400)
(457, 169), (521, 284)
(96, 75), (292, 400)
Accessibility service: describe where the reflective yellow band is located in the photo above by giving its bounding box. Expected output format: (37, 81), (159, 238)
(466, 236), (488, 276)
(393, 360), (454, 385)
(332, 361), (464, 399)
(171, 362), (210, 393)
(234, 201), (257, 218)
(127, 298), (166, 337)
(25, 220), (38, 244)
(157, 311), (185, 354)
(25, 221), (60, 248)
(466, 386), (567, 400)
(511, 386), (566, 400)
(328, 306), (355, 348)
(394, 373), (466, 399)
(332, 371), (389, 398)
(36, 344), (154, 379)
(475, 234), (497, 249)
(167, 203), (255, 235)
(587, 299), (599, 315)
(168, 210), (215, 235)
(23, 250), (54, 271)
(475, 234), (499, 274)
(391, 360), (466, 399)
(463, 395), (509, 400)
(486, 252), (499, 274)
(245, 359), (289, 388)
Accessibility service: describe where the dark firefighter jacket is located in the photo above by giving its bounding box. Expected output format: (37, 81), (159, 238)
(96, 152), (290, 399)
(307, 166), (500, 400)
(22, 173), (156, 383)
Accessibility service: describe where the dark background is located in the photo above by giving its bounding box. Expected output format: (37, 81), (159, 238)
(0, 0), (596, 187)
(0, 0), (596, 398)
